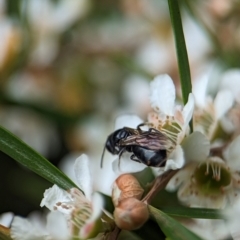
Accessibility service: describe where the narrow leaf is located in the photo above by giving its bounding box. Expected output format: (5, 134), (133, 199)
(168, 0), (192, 104)
(0, 125), (78, 190)
(161, 207), (224, 219)
(149, 205), (203, 240)
(167, 0), (193, 131)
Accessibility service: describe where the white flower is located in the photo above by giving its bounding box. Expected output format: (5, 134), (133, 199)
(148, 74), (194, 172)
(24, 0), (89, 66)
(148, 75), (194, 144)
(11, 154), (104, 240)
(224, 196), (240, 239)
(218, 69), (240, 136)
(193, 70), (235, 141)
(166, 132), (240, 208)
(11, 216), (49, 240)
(220, 69), (240, 104)
(112, 75), (194, 174)
(181, 218), (229, 240)
(0, 212), (14, 227)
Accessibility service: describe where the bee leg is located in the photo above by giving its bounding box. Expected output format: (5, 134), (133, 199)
(118, 147), (127, 170)
(130, 154), (142, 163)
(137, 123), (145, 132)
(149, 128), (159, 132)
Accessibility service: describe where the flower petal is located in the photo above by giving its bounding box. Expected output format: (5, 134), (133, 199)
(46, 211), (70, 240)
(149, 74), (175, 115)
(166, 163), (196, 191)
(88, 192), (103, 222)
(192, 72), (209, 107)
(115, 114), (143, 130)
(80, 192), (103, 239)
(11, 216), (47, 240)
(0, 212), (14, 227)
(74, 154), (92, 200)
(178, 181), (227, 208)
(164, 145), (185, 171)
(182, 131), (210, 163)
(214, 90), (234, 120)
(40, 184), (73, 212)
(112, 154), (146, 174)
(182, 93), (195, 127)
(223, 135), (240, 170)
(220, 69), (240, 103)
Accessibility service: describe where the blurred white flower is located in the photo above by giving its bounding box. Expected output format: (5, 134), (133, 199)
(0, 107), (59, 157)
(193, 70), (235, 140)
(224, 196), (240, 239)
(0, 19), (21, 70)
(11, 215), (49, 240)
(220, 69), (240, 104)
(23, 0), (90, 66)
(122, 75), (151, 116)
(0, 212), (14, 227)
(167, 132), (240, 208)
(11, 154), (104, 240)
(136, 37), (173, 75)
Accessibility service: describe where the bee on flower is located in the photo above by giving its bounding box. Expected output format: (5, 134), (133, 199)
(109, 74), (194, 174)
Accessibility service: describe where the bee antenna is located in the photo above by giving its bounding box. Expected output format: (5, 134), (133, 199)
(100, 142), (107, 168)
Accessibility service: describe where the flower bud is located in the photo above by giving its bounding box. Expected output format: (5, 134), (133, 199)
(112, 174), (144, 207)
(113, 198), (149, 230)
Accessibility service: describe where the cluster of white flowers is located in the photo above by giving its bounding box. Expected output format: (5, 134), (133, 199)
(106, 71), (240, 239)
(11, 155), (104, 240)
(109, 71), (240, 212)
(8, 70), (240, 239)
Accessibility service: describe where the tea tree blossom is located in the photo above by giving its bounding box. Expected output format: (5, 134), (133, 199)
(166, 132), (240, 208)
(148, 75), (194, 143)
(193, 71), (234, 142)
(148, 74), (194, 171)
(11, 154), (104, 240)
(219, 69), (240, 136)
(112, 74), (194, 174)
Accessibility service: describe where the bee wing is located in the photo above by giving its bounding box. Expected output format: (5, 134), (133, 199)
(120, 132), (171, 150)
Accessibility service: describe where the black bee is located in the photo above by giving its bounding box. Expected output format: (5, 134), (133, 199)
(101, 124), (171, 168)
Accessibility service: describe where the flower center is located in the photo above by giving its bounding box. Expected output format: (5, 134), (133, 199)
(194, 160), (231, 194)
(160, 120), (181, 145)
(71, 202), (92, 237)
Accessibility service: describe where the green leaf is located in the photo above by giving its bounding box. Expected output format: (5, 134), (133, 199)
(149, 205), (204, 240)
(0, 125), (78, 190)
(167, 0), (193, 131)
(161, 207), (224, 219)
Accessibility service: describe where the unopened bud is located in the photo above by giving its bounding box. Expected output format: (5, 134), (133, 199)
(112, 174), (144, 207)
(113, 198), (149, 230)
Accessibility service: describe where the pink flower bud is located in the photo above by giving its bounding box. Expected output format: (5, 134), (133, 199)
(112, 174), (144, 207)
(113, 198), (149, 230)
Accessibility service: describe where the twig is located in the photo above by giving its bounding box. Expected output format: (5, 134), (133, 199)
(142, 169), (178, 204)
(107, 225), (121, 240)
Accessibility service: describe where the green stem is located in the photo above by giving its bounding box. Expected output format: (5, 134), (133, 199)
(167, 0), (193, 131)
